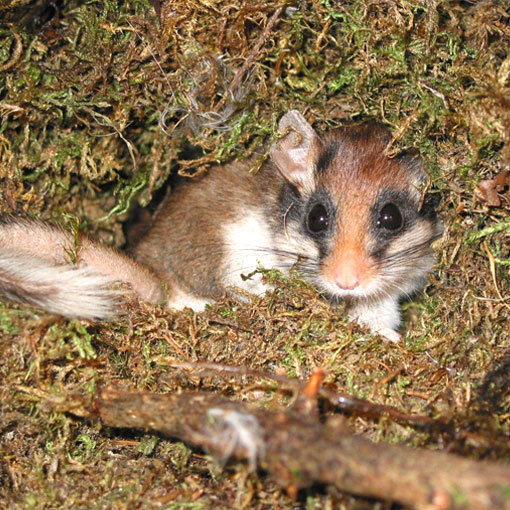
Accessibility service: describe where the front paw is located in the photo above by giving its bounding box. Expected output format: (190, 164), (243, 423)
(376, 327), (401, 343)
(347, 296), (402, 342)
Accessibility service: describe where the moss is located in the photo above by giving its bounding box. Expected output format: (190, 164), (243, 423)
(1, 1), (510, 509)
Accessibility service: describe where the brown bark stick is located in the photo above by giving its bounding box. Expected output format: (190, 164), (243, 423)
(90, 387), (510, 510)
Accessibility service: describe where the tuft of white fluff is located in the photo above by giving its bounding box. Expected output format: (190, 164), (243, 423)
(160, 54), (251, 136)
(207, 408), (265, 471)
(0, 251), (122, 321)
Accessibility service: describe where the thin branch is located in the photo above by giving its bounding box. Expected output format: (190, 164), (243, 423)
(83, 386), (510, 510)
(167, 360), (449, 430)
(23, 378), (509, 510)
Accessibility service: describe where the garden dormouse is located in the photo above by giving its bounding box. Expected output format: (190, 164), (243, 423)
(0, 111), (442, 341)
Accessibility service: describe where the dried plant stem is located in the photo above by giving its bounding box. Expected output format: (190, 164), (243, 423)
(168, 360), (448, 429)
(214, 6), (284, 113)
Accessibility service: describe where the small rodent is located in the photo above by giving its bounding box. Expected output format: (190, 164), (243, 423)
(0, 111), (442, 341)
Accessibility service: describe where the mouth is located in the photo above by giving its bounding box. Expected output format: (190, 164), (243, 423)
(316, 267), (411, 302)
(316, 276), (377, 301)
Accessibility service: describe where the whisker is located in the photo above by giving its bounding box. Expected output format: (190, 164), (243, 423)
(381, 234), (442, 267)
(162, 242), (315, 264)
(232, 246), (314, 262)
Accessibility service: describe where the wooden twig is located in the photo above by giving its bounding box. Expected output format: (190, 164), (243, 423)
(67, 385), (510, 510)
(167, 360), (449, 430)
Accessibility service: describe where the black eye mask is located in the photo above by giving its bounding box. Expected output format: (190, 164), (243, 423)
(419, 192), (441, 220)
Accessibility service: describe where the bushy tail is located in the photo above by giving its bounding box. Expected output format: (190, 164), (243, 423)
(0, 251), (121, 320)
(0, 217), (165, 320)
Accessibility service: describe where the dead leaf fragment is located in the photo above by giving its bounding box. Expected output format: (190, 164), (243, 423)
(476, 170), (510, 206)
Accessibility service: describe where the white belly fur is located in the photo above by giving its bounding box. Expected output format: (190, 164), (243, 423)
(222, 211), (291, 295)
(168, 210), (319, 311)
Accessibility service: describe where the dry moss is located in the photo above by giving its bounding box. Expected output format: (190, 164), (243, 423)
(1, 1), (510, 509)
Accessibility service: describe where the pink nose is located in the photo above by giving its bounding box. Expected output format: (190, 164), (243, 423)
(335, 272), (360, 290)
(333, 260), (362, 290)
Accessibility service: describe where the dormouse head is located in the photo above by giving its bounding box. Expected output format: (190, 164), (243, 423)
(270, 110), (442, 301)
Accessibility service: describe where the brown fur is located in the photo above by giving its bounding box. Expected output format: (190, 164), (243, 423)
(132, 160), (283, 301)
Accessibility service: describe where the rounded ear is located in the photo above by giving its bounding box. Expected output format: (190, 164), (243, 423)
(270, 110), (320, 192)
(399, 149), (429, 188)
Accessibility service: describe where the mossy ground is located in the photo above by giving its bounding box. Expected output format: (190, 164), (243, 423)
(1, 1), (510, 508)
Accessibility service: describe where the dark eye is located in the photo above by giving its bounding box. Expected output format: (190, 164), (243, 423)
(377, 203), (403, 231)
(307, 204), (329, 233)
